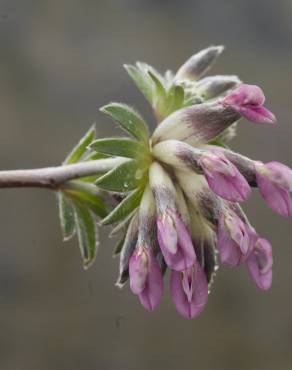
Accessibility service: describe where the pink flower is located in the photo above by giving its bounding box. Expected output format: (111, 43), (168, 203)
(222, 84), (276, 124)
(157, 209), (196, 271)
(246, 238), (273, 290)
(218, 211), (258, 267)
(129, 245), (163, 311)
(254, 161), (292, 217)
(170, 262), (208, 319)
(198, 151), (251, 202)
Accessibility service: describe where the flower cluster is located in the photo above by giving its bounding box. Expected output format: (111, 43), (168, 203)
(92, 46), (291, 319)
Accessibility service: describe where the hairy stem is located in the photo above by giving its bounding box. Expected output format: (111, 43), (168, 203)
(0, 157), (128, 189)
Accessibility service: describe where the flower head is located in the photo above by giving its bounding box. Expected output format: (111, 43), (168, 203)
(89, 45), (289, 318)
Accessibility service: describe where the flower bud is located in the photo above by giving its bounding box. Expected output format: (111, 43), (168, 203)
(222, 84), (276, 124)
(129, 246), (149, 294)
(198, 151), (251, 202)
(254, 161), (292, 217)
(170, 262), (208, 319)
(129, 245), (164, 311)
(151, 102), (240, 146)
(157, 209), (178, 254)
(218, 209), (258, 267)
(152, 139), (202, 173)
(246, 238), (273, 290)
(195, 75), (241, 100)
(149, 162), (196, 271)
(210, 146), (256, 186)
(157, 208), (197, 271)
(175, 45), (224, 81)
(149, 162), (178, 255)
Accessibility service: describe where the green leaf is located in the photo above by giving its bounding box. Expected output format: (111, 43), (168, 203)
(148, 70), (166, 98)
(95, 159), (145, 192)
(64, 182), (108, 218)
(74, 200), (98, 269)
(58, 192), (76, 241)
(101, 187), (144, 225)
(64, 124), (96, 164)
(84, 152), (111, 161)
(100, 103), (149, 144)
(163, 84), (185, 116)
(137, 62), (165, 87)
(124, 64), (153, 104)
(90, 137), (149, 159)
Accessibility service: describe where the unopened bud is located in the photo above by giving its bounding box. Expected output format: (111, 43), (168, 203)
(196, 75), (241, 99)
(175, 45), (224, 81)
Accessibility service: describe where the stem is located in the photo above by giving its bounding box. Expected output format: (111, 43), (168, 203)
(0, 157), (129, 189)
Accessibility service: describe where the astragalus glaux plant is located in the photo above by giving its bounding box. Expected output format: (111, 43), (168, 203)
(1, 45), (290, 319)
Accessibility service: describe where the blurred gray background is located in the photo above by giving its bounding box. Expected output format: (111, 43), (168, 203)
(0, 1), (291, 369)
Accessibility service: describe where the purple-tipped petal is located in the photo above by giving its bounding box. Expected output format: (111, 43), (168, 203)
(223, 84), (265, 107)
(262, 162), (292, 191)
(205, 171), (251, 202)
(195, 75), (241, 99)
(170, 263), (208, 319)
(157, 211), (178, 254)
(246, 238), (273, 290)
(138, 248), (164, 311)
(157, 212), (196, 271)
(222, 84), (276, 124)
(175, 45), (224, 81)
(258, 180), (292, 217)
(218, 213), (257, 267)
(239, 105), (276, 124)
(151, 103), (241, 146)
(176, 215), (197, 268)
(255, 162), (292, 217)
(199, 152), (251, 202)
(129, 247), (148, 294)
(218, 216), (242, 266)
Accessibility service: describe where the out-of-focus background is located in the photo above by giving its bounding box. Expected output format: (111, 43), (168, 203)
(0, 1), (291, 369)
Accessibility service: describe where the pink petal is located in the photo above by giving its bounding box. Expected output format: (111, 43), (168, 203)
(222, 84), (276, 124)
(138, 248), (164, 311)
(157, 212), (178, 254)
(157, 212), (196, 271)
(205, 171), (251, 202)
(223, 84), (265, 107)
(218, 214), (257, 266)
(170, 263), (208, 319)
(176, 216), (197, 263)
(129, 248), (148, 294)
(239, 105), (276, 124)
(218, 217), (242, 267)
(246, 238), (273, 290)
(255, 168), (292, 217)
(264, 162), (292, 191)
(199, 152), (251, 202)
